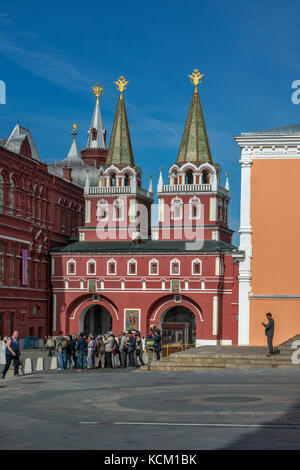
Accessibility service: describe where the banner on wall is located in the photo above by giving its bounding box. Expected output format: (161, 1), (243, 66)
(21, 248), (28, 286)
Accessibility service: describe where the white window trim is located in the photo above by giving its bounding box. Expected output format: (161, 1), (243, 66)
(192, 258), (202, 275)
(171, 197), (183, 221)
(67, 258), (76, 275)
(113, 198), (124, 221)
(107, 258), (117, 275)
(149, 258), (159, 275)
(96, 199), (108, 222)
(170, 258), (180, 275)
(189, 196), (201, 220)
(87, 258), (97, 275)
(127, 258), (137, 275)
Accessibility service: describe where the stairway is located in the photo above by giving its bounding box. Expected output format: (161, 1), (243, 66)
(147, 336), (300, 371)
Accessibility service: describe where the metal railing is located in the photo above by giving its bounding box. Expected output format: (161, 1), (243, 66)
(146, 343), (196, 361)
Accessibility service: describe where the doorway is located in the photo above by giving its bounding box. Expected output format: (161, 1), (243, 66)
(82, 305), (112, 337)
(161, 306), (196, 346)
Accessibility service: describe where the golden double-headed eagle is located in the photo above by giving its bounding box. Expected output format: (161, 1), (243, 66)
(115, 75), (129, 97)
(189, 69), (204, 88)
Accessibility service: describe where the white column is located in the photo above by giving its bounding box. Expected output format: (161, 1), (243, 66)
(238, 152), (253, 345)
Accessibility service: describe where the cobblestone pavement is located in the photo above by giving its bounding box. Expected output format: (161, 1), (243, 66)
(1, 367), (300, 449)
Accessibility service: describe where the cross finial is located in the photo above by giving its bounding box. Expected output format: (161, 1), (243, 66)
(188, 69), (204, 92)
(115, 75), (129, 99)
(70, 123), (78, 140)
(92, 82), (104, 104)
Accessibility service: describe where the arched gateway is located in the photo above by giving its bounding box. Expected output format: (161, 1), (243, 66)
(79, 305), (112, 337)
(161, 306), (196, 346)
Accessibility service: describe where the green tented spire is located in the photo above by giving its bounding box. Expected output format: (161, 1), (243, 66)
(177, 72), (213, 165)
(106, 76), (135, 168)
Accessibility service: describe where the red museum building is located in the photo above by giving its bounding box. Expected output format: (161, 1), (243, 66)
(50, 72), (240, 346)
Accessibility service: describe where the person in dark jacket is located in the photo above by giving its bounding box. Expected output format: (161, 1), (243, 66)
(153, 329), (162, 361)
(76, 332), (88, 370)
(2, 331), (21, 378)
(262, 313), (275, 357)
(127, 332), (136, 367)
(66, 336), (76, 369)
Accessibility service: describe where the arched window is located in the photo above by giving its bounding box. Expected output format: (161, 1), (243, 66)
(96, 199), (108, 221)
(124, 173), (130, 186)
(10, 176), (15, 215)
(0, 174), (4, 213)
(107, 258), (117, 275)
(171, 197), (183, 220)
(189, 196), (201, 220)
(87, 259), (96, 275)
(113, 198), (124, 221)
(110, 173), (117, 187)
(170, 258), (180, 275)
(202, 170), (210, 184)
(185, 170), (194, 184)
(192, 258), (202, 275)
(149, 259), (159, 275)
(67, 259), (76, 275)
(127, 258), (137, 275)
(91, 128), (97, 141)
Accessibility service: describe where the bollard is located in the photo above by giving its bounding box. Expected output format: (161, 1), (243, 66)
(50, 356), (58, 369)
(36, 357), (44, 372)
(24, 358), (32, 375)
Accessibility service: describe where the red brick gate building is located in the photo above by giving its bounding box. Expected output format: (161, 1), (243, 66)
(51, 72), (240, 346)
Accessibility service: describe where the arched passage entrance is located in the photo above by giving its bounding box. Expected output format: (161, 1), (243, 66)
(161, 306), (196, 346)
(80, 305), (112, 337)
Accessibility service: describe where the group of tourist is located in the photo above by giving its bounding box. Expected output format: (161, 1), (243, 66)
(45, 329), (162, 371)
(0, 328), (162, 378)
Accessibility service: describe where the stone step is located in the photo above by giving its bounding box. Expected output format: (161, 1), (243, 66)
(165, 354), (291, 362)
(149, 363), (298, 371)
(151, 358), (295, 368)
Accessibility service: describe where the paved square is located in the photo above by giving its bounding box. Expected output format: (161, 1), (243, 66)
(1, 367), (300, 450)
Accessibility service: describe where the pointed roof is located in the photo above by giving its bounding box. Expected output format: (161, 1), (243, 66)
(106, 76), (135, 168)
(87, 99), (106, 149)
(177, 71), (212, 165)
(65, 139), (81, 164)
(5, 123), (40, 161)
(86, 82), (106, 150)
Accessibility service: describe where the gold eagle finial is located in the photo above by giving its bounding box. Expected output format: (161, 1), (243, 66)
(189, 69), (204, 91)
(115, 75), (129, 99)
(92, 82), (104, 103)
(70, 123), (78, 140)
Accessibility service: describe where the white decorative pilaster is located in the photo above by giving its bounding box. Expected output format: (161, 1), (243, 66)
(238, 151), (253, 345)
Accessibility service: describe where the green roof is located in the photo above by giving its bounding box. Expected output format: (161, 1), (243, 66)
(177, 89), (212, 165)
(51, 239), (237, 254)
(106, 96), (135, 168)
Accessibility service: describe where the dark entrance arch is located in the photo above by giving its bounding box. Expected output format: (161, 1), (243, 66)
(82, 305), (112, 337)
(161, 306), (196, 346)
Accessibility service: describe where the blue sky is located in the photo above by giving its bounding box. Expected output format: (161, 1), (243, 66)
(1, 0), (300, 245)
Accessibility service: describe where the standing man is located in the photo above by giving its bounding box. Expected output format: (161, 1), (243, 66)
(76, 332), (88, 371)
(127, 331), (136, 368)
(154, 329), (162, 361)
(103, 331), (115, 369)
(2, 331), (21, 379)
(262, 313), (275, 357)
(119, 331), (128, 368)
(96, 334), (106, 369)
